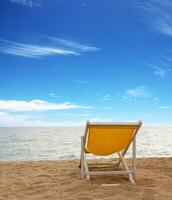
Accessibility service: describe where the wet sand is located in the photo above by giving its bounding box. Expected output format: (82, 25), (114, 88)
(0, 157), (172, 200)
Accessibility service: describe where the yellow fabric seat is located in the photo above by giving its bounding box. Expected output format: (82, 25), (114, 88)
(85, 124), (139, 156)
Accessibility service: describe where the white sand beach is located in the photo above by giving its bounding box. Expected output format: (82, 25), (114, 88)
(0, 157), (172, 200)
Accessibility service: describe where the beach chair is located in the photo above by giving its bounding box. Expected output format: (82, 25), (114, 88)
(80, 120), (142, 184)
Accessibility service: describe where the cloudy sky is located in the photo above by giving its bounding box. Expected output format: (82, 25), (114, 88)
(0, 0), (172, 126)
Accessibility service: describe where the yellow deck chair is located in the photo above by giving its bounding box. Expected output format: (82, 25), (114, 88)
(80, 120), (142, 184)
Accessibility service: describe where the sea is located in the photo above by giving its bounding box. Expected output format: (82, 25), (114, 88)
(0, 126), (171, 161)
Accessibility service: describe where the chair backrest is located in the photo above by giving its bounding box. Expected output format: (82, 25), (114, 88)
(84, 121), (142, 156)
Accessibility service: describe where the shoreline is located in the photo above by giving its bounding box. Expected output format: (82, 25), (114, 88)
(0, 155), (172, 163)
(1, 157), (172, 199)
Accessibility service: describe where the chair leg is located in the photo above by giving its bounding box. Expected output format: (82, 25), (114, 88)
(83, 155), (90, 180)
(117, 148), (128, 167)
(79, 158), (81, 168)
(132, 137), (136, 179)
(118, 152), (135, 184)
(81, 137), (85, 179)
(116, 152), (122, 167)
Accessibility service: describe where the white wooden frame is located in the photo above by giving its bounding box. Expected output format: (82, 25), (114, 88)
(80, 120), (142, 184)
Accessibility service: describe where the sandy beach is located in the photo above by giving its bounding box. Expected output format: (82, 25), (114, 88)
(0, 157), (172, 200)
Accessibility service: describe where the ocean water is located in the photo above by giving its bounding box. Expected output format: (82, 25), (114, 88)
(0, 126), (171, 161)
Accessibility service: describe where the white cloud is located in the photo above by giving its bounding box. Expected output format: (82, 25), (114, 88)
(0, 37), (99, 58)
(0, 111), (87, 127)
(102, 94), (112, 101)
(11, 0), (42, 7)
(158, 106), (172, 109)
(48, 93), (58, 98)
(123, 86), (153, 100)
(0, 99), (90, 112)
(49, 37), (99, 52)
(88, 117), (113, 122)
(137, 0), (172, 37)
(145, 63), (172, 77)
(0, 39), (78, 58)
(101, 94), (120, 101)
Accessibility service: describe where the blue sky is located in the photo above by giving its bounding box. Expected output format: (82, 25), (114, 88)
(0, 0), (172, 126)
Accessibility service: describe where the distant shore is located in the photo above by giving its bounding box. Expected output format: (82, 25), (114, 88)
(0, 157), (172, 199)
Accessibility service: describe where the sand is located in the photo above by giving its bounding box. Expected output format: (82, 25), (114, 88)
(0, 157), (172, 200)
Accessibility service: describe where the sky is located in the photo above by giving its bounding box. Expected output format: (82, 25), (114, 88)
(0, 0), (172, 126)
